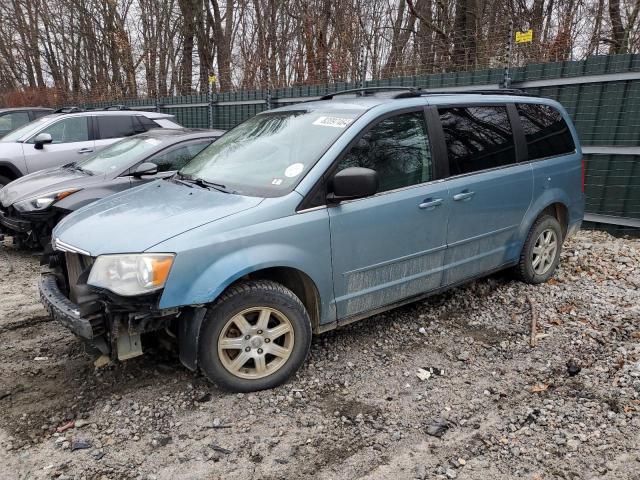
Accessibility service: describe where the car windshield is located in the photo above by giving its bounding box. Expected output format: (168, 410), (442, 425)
(179, 109), (360, 196)
(1, 116), (52, 141)
(75, 136), (161, 175)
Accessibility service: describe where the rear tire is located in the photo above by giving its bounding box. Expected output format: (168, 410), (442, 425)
(198, 280), (312, 392)
(517, 215), (563, 284)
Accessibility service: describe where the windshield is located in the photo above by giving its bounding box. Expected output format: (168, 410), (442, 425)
(1, 116), (52, 141)
(76, 136), (161, 174)
(179, 109), (360, 196)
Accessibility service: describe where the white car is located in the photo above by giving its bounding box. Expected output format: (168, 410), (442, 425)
(0, 108), (182, 187)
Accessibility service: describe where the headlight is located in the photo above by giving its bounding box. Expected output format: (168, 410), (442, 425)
(88, 253), (175, 296)
(13, 189), (79, 213)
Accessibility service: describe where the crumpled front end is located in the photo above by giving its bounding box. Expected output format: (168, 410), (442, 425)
(0, 202), (59, 249)
(40, 245), (182, 361)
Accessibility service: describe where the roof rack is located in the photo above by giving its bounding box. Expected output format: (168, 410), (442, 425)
(53, 106), (84, 114)
(319, 87), (418, 100)
(317, 86), (530, 101)
(102, 104), (131, 111)
(393, 88), (530, 98)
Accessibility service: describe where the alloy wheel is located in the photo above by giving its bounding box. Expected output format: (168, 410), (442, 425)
(531, 228), (558, 275)
(217, 306), (294, 380)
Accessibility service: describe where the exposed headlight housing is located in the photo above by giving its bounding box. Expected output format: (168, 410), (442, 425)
(88, 253), (175, 296)
(13, 189), (79, 213)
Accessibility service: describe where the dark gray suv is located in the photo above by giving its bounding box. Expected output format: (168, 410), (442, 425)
(0, 128), (223, 248)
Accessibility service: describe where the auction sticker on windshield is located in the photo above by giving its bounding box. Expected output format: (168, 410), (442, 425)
(284, 163), (304, 178)
(312, 116), (353, 128)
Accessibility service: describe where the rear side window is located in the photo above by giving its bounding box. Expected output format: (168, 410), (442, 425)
(136, 116), (161, 131)
(33, 110), (51, 119)
(516, 103), (575, 160)
(439, 106), (516, 176)
(337, 111), (432, 193)
(97, 115), (137, 139)
(0, 112), (30, 134)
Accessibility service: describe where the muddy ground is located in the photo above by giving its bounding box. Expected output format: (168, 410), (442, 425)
(0, 230), (639, 480)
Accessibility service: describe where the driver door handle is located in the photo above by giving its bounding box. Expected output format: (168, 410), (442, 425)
(419, 198), (443, 210)
(453, 190), (475, 201)
(77, 148), (93, 154)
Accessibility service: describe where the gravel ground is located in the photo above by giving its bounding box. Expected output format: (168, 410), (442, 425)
(0, 229), (639, 480)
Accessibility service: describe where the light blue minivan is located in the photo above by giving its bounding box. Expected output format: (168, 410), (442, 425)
(40, 88), (584, 391)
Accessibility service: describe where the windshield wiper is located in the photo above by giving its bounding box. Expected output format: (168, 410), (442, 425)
(174, 172), (234, 193)
(65, 163), (93, 175)
(192, 178), (234, 193)
(170, 172), (195, 188)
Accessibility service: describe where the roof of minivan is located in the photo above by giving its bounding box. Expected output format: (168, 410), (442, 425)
(272, 91), (555, 115)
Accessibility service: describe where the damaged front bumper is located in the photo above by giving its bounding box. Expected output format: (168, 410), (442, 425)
(39, 273), (98, 339)
(39, 250), (182, 361)
(0, 208), (33, 233)
(0, 204), (59, 248)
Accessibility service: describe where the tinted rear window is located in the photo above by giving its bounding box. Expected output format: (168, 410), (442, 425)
(516, 103), (575, 160)
(97, 115), (137, 139)
(136, 116), (161, 130)
(33, 110), (52, 119)
(439, 106), (516, 176)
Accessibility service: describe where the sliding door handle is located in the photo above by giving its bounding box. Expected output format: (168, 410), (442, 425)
(453, 191), (475, 201)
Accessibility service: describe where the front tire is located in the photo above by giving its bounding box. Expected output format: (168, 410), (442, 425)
(198, 280), (312, 392)
(517, 215), (563, 284)
(0, 175), (11, 188)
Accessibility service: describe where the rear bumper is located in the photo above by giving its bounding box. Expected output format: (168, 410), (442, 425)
(39, 274), (95, 339)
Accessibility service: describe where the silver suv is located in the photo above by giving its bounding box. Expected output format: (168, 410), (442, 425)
(0, 107), (53, 137)
(0, 109), (181, 186)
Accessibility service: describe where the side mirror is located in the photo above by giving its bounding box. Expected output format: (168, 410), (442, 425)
(133, 162), (158, 177)
(328, 167), (378, 203)
(33, 133), (53, 150)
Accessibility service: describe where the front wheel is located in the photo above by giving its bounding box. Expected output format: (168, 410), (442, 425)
(198, 280), (312, 392)
(517, 215), (563, 284)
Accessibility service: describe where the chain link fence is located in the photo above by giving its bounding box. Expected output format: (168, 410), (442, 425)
(64, 53), (640, 233)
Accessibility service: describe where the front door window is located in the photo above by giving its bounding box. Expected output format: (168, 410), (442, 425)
(29, 117), (89, 144)
(337, 111), (433, 192)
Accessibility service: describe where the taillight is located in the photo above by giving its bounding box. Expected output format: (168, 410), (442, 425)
(581, 157), (585, 193)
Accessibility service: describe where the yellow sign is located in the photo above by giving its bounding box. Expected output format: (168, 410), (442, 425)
(515, 29), (533, 44)
(208, 74), (217, 84)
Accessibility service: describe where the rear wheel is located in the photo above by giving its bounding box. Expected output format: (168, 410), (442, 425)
(198, 280), (312, 392)
(517, 215), (563, 284)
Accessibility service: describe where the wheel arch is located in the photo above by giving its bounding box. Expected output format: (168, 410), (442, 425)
(176, 265), (323, 373)
(538, 202), (569, 239)
(234, 267), (322, 333)
(0, 161), (22, 182)
(521, 189), (571, 241)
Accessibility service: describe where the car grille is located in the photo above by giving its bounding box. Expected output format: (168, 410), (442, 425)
(64, 252), (94, 303)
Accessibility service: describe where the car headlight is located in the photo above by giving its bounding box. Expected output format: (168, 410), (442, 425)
(88, 253), (175, 296)
(13, 189), (79, 213)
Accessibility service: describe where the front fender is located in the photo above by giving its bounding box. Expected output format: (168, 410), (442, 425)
(155, 207), (335, 325)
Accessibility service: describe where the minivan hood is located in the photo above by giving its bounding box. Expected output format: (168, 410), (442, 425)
(0, 167), (100, 207)
(53, 180), (263, 255)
